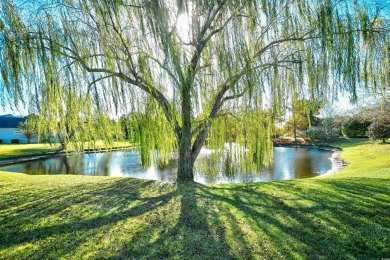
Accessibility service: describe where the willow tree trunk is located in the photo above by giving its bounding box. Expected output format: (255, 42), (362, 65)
(176, 85), (195, 182)
(177, 134), (195, 182)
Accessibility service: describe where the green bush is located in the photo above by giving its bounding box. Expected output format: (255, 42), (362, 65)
(11, 139), (20, 144)
(342, 118), (371, 138)
(367, 110), (390, 143)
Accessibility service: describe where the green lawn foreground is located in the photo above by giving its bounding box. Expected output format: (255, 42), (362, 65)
(0, 140), (389, 259)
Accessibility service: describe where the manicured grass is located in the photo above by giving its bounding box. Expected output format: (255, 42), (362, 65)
(323, 138), (390, 179)
(0, 141), (133, 160)
(0, 143), (61, 160)
(64, 141), (135, 151)
(0, 139), (389, 259)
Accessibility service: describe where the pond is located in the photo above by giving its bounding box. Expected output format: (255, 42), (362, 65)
(0, 146), (341, 184)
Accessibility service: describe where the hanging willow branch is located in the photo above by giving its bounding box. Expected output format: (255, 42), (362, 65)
(0, 0), (389, 178)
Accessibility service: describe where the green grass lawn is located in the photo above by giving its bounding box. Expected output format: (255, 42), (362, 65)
(0, 143), (62, 160)
(0, 139), (389, 259)
(0, 141), (133, 160)
(323, 138), (390, 179)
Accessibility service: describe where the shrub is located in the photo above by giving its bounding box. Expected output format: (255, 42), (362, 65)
(367, 110), (390, 143)
(311, 129), (329, 142)
(11, 139), (20, 144)
(342, 118), (371, 138)
(0, 139), (2, 144)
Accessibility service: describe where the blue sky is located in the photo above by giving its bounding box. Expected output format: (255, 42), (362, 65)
(0, 101), (27, 116)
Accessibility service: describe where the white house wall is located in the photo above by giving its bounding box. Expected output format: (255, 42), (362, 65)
(0, 128), (38, 144)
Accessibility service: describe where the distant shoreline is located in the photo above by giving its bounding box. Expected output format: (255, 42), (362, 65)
(272, 143), (342, 151)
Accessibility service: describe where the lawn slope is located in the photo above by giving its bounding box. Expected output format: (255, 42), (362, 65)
(0, 140), (389, 259)
(0, 144), (61, 160)
(0, 141), (133, 161)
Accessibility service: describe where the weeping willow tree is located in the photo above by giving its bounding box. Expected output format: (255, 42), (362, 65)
(1, 0), (389, 182)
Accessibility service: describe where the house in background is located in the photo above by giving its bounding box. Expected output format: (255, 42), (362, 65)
(0, 114), (38, 144)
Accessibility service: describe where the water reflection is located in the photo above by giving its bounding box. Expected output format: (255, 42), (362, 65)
(0, 147), (336, 184)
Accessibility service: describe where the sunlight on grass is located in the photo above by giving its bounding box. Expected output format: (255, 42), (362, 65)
(324, 139), (390, 179)
(0, 141), (134, 160)
(0, 144), (61, 160)
(0, 139), (389, 258)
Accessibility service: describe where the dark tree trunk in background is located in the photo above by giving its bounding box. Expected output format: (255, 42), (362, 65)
(294, 119), (298, 144)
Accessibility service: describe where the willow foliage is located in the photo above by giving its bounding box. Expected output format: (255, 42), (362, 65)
(35, 84), (123, 151)
(124, 99), (176, 167)
(208, 109), (274, 172)
(0, 0), (388, 180)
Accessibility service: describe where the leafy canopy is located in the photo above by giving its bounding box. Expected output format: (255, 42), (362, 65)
(1, 0), (389, 168)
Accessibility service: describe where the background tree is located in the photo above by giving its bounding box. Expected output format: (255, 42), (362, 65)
(366, 106), (390, 143)
(339, 104), (390, 140)
(281, 98), (320, 142)
(342, 114), (371, 138)
(367, 114), (390, 143)
(17, 114), (38, 143)
(316, 104), (345, 141)
(1, 0), (389, 182)
(282, 117), (309, 140)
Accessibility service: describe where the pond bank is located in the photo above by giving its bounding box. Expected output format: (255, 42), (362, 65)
(320, 149), (346, 176)
(272, 142), (341, 150)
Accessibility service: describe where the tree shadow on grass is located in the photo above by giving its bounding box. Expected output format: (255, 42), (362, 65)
(0, 179), (236, 259)
(196, 178), (390, 259)
(0, 177), (389, 259)
(112, 182), (235, 259)
(0, 178), (177, 259)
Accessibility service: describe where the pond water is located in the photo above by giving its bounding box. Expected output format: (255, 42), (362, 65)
(0, 147), (339, 184)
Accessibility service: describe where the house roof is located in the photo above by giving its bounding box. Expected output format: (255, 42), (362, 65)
(0, 114), (27, 128)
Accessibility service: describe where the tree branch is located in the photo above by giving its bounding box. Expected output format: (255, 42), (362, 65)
(186, 0), (229, 85)
(87, 75), (113, 94)
(29, 31), (181, 136)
